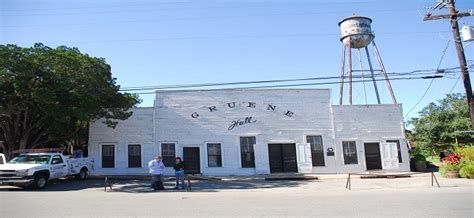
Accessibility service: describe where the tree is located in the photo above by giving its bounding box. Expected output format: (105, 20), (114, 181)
(408, 93), (473, 156)
(0, 43), (140, 159)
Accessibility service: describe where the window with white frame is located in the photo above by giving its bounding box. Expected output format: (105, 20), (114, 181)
(342, 141), (358, 165)
(161, 143), (175, 167)
(207, 143), (222, 167)
(240, 137), (255, 168)
(102, 144), (115, 168)
(306, 135), (325, 166)
(128, 144), (141, 168)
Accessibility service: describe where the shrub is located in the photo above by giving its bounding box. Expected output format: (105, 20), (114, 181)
(439, 163), (461, 176)
(410, 147), (427, 162)
(439, 153), (463, 176)
(456, 146), (474, 161)
(442, 153), (462, 165)
(459, 161), (474, 178)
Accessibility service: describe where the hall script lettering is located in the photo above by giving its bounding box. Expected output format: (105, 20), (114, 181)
(228, 117), (257, 131)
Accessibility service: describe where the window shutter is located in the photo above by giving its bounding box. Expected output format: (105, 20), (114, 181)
(381, 142), (399, 169)
(296, 143), (312, 173)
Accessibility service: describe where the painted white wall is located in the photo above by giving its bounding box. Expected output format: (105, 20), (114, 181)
(332, 104), (410, 173)
(88, 89), (410, 176)
(154, 89), (335, 176)
(89, 107), (154, 175)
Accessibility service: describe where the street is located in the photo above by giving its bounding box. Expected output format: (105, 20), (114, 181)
(0, 174), (472, 217)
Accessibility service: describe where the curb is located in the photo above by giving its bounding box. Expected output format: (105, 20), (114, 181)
(264, 176), (319, 181)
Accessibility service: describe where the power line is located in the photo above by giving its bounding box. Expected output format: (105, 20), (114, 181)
(1, 2), (394, 16)
(34, 31), (450, 45)
(405, 40), (452, 118)
(3, 9), (421, 28)
(404, 78), (436, 117)
(0, 1), (192, 12)
(124, 76), (448, 95)
(119, 67), (465, 92)
(448, 74), (462, 94)
(436, 40), (451, 70)
(1, 1), (375, 12)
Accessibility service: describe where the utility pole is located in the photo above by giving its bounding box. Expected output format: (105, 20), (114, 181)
(424, 0), (474, 129)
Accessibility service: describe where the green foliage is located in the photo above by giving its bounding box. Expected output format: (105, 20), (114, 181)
(456, 146), (474, 161)
(456, 146), (474, 178)
(439, 163), (461, 176)
(459, 161), (474, 178)
(0, 43), (140, 158)
(408, 93), (473, 156)
(410, 148), (426, 161)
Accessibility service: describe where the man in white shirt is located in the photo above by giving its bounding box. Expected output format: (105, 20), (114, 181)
(148, 156), (165, 190)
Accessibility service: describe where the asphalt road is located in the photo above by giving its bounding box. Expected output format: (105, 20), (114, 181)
(0, 175), (472, 217)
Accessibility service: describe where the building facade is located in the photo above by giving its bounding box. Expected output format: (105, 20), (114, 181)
(89, 89), (410, 176)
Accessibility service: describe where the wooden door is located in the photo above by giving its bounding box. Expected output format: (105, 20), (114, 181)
(183, 147), (200, 174)
(364, 143), (382, 170)
(268, 144), (297, 173)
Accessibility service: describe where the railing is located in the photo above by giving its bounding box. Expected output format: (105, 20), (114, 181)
(345, 172), (440, 190)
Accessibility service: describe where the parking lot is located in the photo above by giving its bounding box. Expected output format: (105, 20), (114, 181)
(0, 174), (472, 217)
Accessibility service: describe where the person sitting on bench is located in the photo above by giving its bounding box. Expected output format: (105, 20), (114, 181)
(148, 156), (165, 191)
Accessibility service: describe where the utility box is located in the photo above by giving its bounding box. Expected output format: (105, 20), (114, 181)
(461, 25), (473, 42)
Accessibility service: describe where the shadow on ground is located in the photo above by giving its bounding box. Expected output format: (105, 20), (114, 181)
(0, 177), (315, 193)
(109, 178), (316, 193)
(0, 178), (105, 192)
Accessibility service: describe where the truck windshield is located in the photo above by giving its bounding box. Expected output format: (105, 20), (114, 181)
(9, 155), (51, 164)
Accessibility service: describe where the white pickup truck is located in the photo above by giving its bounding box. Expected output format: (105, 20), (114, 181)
(0, 153), (92, 189)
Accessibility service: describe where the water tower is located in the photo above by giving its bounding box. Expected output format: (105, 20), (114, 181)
(338, 15), (397, 105)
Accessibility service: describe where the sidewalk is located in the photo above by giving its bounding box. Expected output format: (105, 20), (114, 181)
(90, 171), (440, 182)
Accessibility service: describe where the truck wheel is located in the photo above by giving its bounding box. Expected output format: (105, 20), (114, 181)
(75, 168), (88, 180)
(34, 175), (48, 190)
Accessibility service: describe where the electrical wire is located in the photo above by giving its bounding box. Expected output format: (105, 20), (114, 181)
(119, 67), (465, 91)
(1, 1), (375, 12)
(34, 31), (450, 45)
(123, 76), (448, 95)
(404, 40), (451, 117)
(3, 8), (422, 28)
(2, 4), (412, 17)
(448, 74), (462, 94)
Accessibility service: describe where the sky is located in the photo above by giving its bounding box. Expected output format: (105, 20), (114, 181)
(1, 0), (473, 127)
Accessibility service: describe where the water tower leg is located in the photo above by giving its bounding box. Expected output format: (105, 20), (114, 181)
(372, 41), (398, 104)
(357, 49), (368, 104)
(365, 46), (381, 104)
(348, 38), (353, 105)
(339, 45), (347, 105)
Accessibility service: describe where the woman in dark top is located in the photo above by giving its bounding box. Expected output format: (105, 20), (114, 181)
(173, 157), (186, 189)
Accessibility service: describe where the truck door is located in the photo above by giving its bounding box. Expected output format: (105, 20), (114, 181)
(50, 155), (68, 178)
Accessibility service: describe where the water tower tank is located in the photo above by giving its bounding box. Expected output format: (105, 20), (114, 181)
(338, 16), (374, 48)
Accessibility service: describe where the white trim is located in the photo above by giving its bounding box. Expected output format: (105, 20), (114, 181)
(267, 139), (296, 144)
(125, 143), (144, 168)
(204, 142), (225, 168)
(329, 103), (338, 172)
(99, 143), (118, 169)
(153, 105), (156, 154)
(340, 139), (359, 165)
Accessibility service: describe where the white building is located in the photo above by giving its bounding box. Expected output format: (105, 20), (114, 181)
(89, 89), (410, 176)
